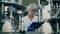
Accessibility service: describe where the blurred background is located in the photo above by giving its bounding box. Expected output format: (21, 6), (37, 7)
(0, 0), (60, 34)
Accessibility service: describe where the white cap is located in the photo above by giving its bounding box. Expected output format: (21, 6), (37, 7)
(27, 3), (38, 11)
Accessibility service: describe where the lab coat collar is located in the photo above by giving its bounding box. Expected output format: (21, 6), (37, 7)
(26, 15), (35, 19)
(26, 15), (35, 21)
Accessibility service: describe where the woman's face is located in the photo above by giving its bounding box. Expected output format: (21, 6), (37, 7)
(28, 9), (35, 16)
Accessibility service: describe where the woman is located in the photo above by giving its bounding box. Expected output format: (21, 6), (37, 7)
(22, 3), (38, 31)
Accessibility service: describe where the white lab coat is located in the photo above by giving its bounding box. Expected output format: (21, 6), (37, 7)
(2, 19), (13, 32)
(42, 3), (52, 34)
(42, 3), (51, 19)
(42, 21), (52, 34)
(22, 15), (38, 31)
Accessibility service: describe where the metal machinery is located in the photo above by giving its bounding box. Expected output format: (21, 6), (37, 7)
(38, 0), (60, 34)
(0, 0), (25, 32)
(0, 0), (60, 34)
(39, 0), (60, 33)
(50, 0), (60, 33)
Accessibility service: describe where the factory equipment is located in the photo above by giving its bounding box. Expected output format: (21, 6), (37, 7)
(0, 0), (60, 34)
(39, 0), (60, 33)
(38, 0), (60, 34)
(0, 0), (25, 32)
(50, 0), (60, 33)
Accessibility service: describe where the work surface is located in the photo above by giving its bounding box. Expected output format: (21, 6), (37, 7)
(0, 32), (60, 34)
